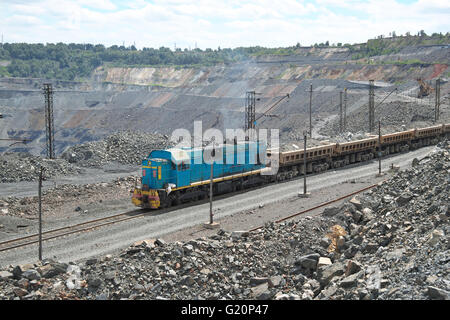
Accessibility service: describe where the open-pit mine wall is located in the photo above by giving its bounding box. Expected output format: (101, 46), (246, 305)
(0, 45), (448, 155)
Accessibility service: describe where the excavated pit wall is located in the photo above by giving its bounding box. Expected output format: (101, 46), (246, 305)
(0, 45), (448, 156)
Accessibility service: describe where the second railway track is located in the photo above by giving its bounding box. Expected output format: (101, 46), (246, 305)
(0, 209), (144, 253)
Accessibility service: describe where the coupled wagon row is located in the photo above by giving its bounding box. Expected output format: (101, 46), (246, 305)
(132, 123), (450, 209)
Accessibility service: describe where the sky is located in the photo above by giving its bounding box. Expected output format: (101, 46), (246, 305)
(0, 0), (449, 49)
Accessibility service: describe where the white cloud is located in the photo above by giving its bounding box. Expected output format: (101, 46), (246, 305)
(78, 0), (117, 11)
(0, 0), (448, 48)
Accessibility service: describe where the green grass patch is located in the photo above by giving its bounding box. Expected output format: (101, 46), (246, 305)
(0, 66), (11, 77)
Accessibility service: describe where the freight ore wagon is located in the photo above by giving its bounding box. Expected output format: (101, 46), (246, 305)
(132, 140), (267, 209)
(274, 123), (449, 181)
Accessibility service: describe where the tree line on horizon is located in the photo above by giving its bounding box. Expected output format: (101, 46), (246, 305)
(0, 32), (448, 81)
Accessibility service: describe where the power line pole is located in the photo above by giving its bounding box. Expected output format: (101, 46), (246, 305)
(339, 91), (343, 133)
(38, 166), (45, 261)
(378, 120), (382, 176)
(344, 88), (347, 131)
(369, 80), (375, 132)
(299, 131), (310, 198)
(309, 84), (312, 138)
(435, 78), (440, 122)
(43, 84), (55, 159)
(210, 160), (213, 224)
(303, 133), (307, 195)
(205, 146), (219, 228)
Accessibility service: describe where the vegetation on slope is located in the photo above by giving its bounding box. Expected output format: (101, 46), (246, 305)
(349, 31), (449, 59)
(0, 31), (448, 81)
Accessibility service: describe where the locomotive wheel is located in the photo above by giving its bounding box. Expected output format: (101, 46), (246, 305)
(161, 197), (171, 208)
(172, 195), (180, 206)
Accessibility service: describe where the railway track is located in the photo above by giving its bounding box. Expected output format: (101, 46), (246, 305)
(0, 209), (144, 253)
(248, 182), (382, 232)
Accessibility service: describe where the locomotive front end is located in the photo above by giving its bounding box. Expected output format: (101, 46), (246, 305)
(132, 157), (169, 209)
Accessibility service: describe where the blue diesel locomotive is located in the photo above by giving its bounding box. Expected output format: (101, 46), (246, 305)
(132, 140), (267, 209)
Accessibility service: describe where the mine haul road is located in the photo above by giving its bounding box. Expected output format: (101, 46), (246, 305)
(0, 145), (437, 267)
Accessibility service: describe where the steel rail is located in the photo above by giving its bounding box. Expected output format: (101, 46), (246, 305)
(248, 182), (383, 232)
(0, 210), (143, 252)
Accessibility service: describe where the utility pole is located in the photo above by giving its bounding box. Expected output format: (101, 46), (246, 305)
(38, 166), (45, 261)
(309, 84), (312, 138)
(378, 120), (382, 176)
(303, 133), (307, 195)
(369, 80), (375, 132)
(339, 91), (343, 133)
(344, 88), (347, 131)
(43, 83), (55, 159)
(210, 160), (213, 224)
(435, 78), (441, 122)
(204, 146), (219, 228)
(299, 131), (310, 198)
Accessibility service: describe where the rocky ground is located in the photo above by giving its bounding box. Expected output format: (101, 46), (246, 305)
(0, 175), (137, 219)
(0, 131), (171, 183)
(0, 140), (448, 300)
(60, 131), (172, 167)
(0, 152), (84, 183)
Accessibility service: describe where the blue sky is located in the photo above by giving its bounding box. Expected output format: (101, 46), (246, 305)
(0, 0), (448, 49)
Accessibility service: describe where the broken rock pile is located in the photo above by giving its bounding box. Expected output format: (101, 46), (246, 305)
(0, 152), (84, 183)
(314, 140), (449, 300)
(0, 175), (138, 218)
(61, 131), (173, 167)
